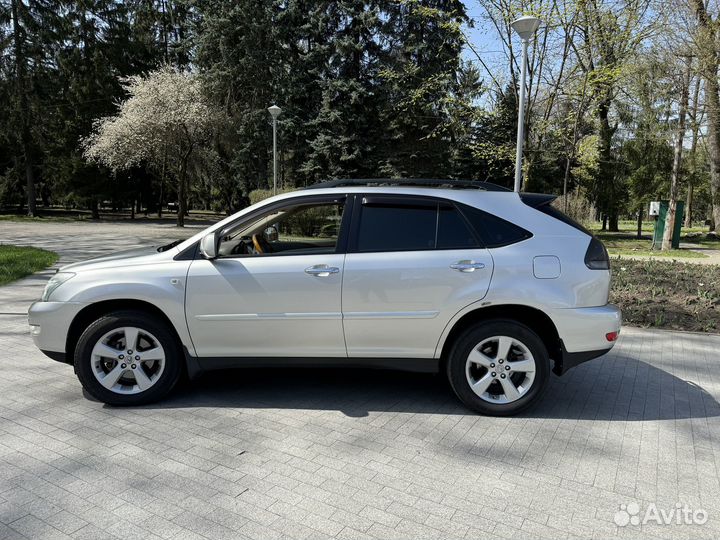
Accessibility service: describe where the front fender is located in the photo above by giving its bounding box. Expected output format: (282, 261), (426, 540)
(54, 261), (195, 355)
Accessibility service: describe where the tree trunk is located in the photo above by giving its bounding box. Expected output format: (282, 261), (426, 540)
(24, 160), (36, 217)
(597, 94), (618, 231)
(690, 0), (720, 231)
(706, 61), (720, 232)
(685, 76), (702, 228)
(90, 198), (100, 220)
(662, 58), (691, 250)
(15, 156), (24, 212)
(158, 177), (164, 218)
(40, 184), (50, 206)
(608, 212), (619, 233)
(176, 142), (195, 227)
(562, 76), (589, 215)
(562, 156), (572, 213)
(177, 173), (186, 227)
(158, 147), (167, 218)
(705, 76), (720, 231)
(11, 0), (37, 217)
(637, 208), (643, 239)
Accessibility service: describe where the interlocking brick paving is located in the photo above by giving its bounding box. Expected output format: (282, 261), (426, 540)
(0, 220), (719, 539)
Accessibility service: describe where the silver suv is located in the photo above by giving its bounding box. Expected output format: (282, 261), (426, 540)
(29, 179), (621, 415)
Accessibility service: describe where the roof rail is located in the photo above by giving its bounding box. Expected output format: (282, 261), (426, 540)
(303, 178), (510, 192)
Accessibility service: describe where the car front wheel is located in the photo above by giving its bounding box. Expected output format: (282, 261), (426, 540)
(74, 310), (182, 405)
(446, 320), (550, 416)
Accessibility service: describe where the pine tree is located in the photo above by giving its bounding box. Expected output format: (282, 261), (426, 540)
(471, 85), (519, 188)
(5, 0), (60, 215)
(377, 0), (467, 178)
(446, 62), (487, 180)
(274, 0), (330, 186)
(195, 0), (281, 193)
(46, 1), (126, 217)
(301, 1), (384, 181)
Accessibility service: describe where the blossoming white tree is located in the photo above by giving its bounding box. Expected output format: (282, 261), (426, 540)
(83, 66), (224, 226)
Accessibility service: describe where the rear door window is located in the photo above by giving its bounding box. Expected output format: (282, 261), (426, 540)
(355, 197), (481, 252)
(436, 204), (479, 249)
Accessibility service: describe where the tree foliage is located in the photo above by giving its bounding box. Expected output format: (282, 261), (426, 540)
(83, 67), (225, 226)
(0, 0), (717, 231)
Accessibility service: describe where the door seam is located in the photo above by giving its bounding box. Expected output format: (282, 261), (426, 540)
(340, 252), (349, 358)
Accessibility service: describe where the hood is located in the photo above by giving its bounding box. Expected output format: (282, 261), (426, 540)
(60, 245), (167, 272)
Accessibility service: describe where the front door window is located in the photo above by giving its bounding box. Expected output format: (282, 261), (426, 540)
(218, 200), (345, 257)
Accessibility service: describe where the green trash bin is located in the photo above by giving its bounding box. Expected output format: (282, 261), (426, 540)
(652, 200), (684, 249)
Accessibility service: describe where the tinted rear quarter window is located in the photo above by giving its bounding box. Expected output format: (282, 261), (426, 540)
(534, 204), (591, 235)
(459, 204), (532, 248)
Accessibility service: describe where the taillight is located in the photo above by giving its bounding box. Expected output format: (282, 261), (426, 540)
(606, 331), (618, 342)
(585, 237), (609, 270)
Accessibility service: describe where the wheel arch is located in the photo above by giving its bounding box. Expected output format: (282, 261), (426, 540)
(66, 299), (186, 365)
(438, 304), (562, 374)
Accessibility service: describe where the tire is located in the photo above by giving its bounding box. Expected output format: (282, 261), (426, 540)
(446, 319), (550, 416)
(74, 310), (182, 406)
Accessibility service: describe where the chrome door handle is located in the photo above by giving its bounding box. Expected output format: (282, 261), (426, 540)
(450, 260), (485, 272)
(305, 265), (340, 277)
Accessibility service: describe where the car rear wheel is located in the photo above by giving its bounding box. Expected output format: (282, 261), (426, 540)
(74, 310), (182, 405)
(446, 320), (549, 416)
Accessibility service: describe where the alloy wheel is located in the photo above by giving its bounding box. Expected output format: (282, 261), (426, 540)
(90, 326), (166, 395)
(465, 335), (536, 404)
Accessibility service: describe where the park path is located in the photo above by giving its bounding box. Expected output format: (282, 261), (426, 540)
(0, 219), (201, 315)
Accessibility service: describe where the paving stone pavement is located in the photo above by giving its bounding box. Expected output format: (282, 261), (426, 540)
(1, 220), (720, 539)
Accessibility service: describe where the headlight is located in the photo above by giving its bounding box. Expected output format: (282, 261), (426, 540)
(41, 272), (75, 301)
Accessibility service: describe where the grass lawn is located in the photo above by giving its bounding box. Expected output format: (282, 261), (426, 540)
(0, 245), (59, 286)
(608, 249), (707, 259)
(590, 220), (718, 259)
(611, 258), (720, 332)
(598, 234), (707, 259)
(603, 219), (711, 234)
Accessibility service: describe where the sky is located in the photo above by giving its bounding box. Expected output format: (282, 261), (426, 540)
(464, 2), (502, 55)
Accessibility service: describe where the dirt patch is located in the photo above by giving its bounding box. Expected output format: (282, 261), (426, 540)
(610, 258), (720, 332)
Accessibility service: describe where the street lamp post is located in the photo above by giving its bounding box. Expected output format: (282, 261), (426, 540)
(268, 105), (282, 195)
(511, 15), (541, 193)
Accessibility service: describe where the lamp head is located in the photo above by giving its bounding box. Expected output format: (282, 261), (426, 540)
(511, 15), (541, 41)
(268, 105), (282, 119)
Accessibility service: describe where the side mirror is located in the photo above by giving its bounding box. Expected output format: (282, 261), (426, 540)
(199, 232), (218, 259)
(263, 226), (278, 242)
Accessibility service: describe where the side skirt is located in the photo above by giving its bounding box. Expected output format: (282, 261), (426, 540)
(182, 348), (439, 380)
